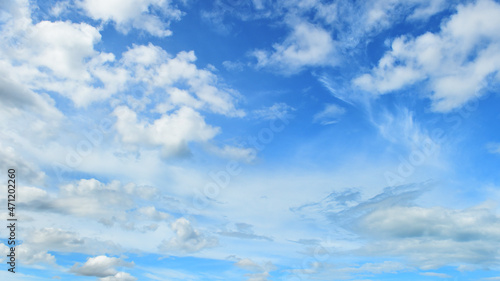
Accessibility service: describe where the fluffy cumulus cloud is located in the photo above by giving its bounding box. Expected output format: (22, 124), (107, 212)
(79, 0), (183, 37)
(0, 0), (128, 107)
(0, 0), (244, 169)
(354, 0), (500, 112)
(70, 255), (135, 280)
(122, 44), (244, 117)
(253, 21), (337, 74)
(106, 44), (247, 157)
(137, 206), (170, 221)
(159, 217), (217, 254)
(113, 105), (220, 157)
(1, 1), (242, 114)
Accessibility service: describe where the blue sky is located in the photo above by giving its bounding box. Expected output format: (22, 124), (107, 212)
(1, 0), (500, 280)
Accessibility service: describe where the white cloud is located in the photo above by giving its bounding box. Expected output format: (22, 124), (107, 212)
(79, 0), (182, 37)
(274, 0), (449, 54)
(236, 257), (276, 271)
(22, 227), (122, 255)
(113, 105), (220, 157)
(70, 255), (134, 277)
(159, 217), (217, 254)
(28, 21), (100, 79)
(407, 0), (447, 20)
(363, 0), (447, 27)
(137, 206), (170, 221)
(291, 183), (500, 270)
(252, 103), (295, 121)
(17, 244), (57, 266)
(52, 179), (135, 220)
(371, 107), (437, 152)
(0, 144), (46, 185)
(18, 186), (48, 203)
(254, 22), (336, 74)
(360, 204), (500, 241)
(248, 0), (448, 75)
(316, 74), (357, 106)
(0, 66), (64, 143)
(122, 44), (244, 117)
(354, 0), (500, 112)
(356, 203), (500, 269)
(0, 73), (62, 120)
(313, 103), (346, 125)
(1, 2), (242, 114)
(235, 258), (263, 271)
(0, 0), (128, 107)
(19, 178), (168, 233)
(50, 1), (70, 17)
(99, 272), (137, 281)
(420, 272), (452, 278)
(0, 244), (9, 263)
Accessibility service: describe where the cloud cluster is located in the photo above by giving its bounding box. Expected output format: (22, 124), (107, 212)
(358, 202), (500, 269)
(18, 179), (166, 232)
(0, 0), (126, 107)
(121, 44), (244, 117)
(7, 227), (123, 271)
(159, 217), (218, 254)
(0, 0), (250, 165)
(293, 182), (500, 271)
(354, 0), (500, 111)
(111, 44), (246, 157)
